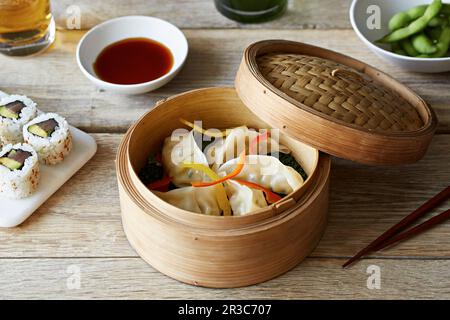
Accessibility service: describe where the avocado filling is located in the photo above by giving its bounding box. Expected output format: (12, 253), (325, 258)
(0, 101), (27, 120)
(0, 149), (32, 170)
(28, 119), (58, 138)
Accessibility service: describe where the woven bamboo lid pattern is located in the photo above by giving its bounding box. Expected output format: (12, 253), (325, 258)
(257, 54), (423, 132)
(235, 40), (437, 165)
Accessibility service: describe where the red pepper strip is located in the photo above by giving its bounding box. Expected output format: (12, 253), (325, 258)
(147, 175), (171, 192)
(249, 131), (269, 155)
(192, 151), (246, 188)
(232, 179), (282, 204)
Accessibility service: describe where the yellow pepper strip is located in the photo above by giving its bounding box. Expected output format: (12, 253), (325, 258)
(179, 118), (227, 138)
(181, 162), (231, 216)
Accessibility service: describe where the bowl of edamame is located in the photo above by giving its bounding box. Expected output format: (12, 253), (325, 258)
(350, 0), (450, 73)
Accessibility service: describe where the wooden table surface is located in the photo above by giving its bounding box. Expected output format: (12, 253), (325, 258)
(1, 0), (449, 299)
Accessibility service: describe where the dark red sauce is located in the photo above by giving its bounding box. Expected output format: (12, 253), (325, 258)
(93, 37), (173, 85)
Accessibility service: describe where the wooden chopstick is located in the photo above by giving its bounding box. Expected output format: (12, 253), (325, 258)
(376, 209), (450, 251)
(343, 186), (450, 268)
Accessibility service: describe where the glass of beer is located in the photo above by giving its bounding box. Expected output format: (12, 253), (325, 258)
(0, 0), (55, 57)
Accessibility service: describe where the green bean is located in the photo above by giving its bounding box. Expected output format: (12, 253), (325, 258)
(412, 32), (438, 53)
(419, 27), (450, 57)
(378, 0), (443, 43)
(388, 5), (427, 31)
(400, 38), (420, 56)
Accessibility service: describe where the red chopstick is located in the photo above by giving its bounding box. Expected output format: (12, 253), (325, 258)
(343, 186), (450, 268)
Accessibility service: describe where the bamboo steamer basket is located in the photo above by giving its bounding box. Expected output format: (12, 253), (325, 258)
(117, 87), (329, 288)
(116, 40), (437, 288)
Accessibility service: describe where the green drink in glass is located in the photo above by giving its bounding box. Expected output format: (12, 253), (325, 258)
(214, 0), (287, 23)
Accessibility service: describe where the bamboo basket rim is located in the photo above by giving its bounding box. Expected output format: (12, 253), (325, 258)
(241, 39), (438, 138)
(116, 87), (328, 230)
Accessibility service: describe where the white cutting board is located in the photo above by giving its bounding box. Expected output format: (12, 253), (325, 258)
(0, 126), (97, 227)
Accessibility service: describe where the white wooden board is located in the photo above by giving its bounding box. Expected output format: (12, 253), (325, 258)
(0, 127), (97, 227)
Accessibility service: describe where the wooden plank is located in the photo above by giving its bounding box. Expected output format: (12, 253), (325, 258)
(0, 29), (449, 133)
(1, 257), (449, 299)
(0, 134), (448, 258)
(52, 0), (352, 30)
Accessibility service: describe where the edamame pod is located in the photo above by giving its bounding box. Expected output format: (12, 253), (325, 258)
(400, 39), (420, 56)
(379, 0), (443, 43)
(419, 27), (450, 57)
(391, 42), (407, 56)
(428, 15), (449, 27)
(412, 32), (438, 54)
(388, 5), (427, 31)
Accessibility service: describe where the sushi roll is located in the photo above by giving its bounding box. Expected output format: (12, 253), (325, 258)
(0, 95), (38, 145)
(0, 143), (40, 199)
(23, 113), (72, 165)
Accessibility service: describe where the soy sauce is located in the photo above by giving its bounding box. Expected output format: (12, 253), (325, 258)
(93, 37), (173, 85)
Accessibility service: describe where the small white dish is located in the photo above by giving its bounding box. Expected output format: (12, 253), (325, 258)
(0, 127), (97, 228)
(76, 16), (188, 95)
(350, 0), (450, 73)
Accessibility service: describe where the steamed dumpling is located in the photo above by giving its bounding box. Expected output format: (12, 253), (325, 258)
(225, 180), (268, 216)
(205, 126), (289, 168)
(162, 130), (208, 187)
(153, 186), (221, 216)
(218, 155), (304, 195)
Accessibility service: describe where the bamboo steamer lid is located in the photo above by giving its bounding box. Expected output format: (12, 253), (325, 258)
(236, 40), (438, 165)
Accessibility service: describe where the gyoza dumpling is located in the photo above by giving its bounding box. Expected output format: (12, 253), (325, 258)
(162, 130), (208, 187)
(153, 186), (221, 216)
(205, 126), (289, 168)
(225, 180), (268, 216)
(218, 155), (304, 195)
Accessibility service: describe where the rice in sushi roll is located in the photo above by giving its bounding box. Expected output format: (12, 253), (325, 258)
(23, 113), (72, 165)
(0, 143), (40, 199)
(0, 95), (38, 145)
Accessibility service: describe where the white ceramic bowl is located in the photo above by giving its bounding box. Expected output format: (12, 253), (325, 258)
(350, 0), (450, 73)
(76, 16), (188, 94)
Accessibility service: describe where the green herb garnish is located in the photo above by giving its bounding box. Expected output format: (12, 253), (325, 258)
(271, 152), (308, 181)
